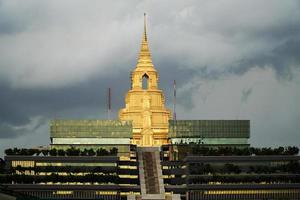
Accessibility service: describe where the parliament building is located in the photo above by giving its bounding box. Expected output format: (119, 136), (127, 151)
(0, 16), (299, 200)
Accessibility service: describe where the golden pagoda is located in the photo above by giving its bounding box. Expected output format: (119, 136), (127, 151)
(119, 14), (172, 146)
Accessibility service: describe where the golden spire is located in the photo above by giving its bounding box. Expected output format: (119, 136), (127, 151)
(143, 13), (147, 42)
(137, 13), (154, 68)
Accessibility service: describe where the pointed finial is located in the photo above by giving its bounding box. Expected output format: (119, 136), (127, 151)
(136, 13), (154, 68)
(143, 13), (147, 42)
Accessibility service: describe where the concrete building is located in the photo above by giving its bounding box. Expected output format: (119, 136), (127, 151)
(1, 15), (299, 200)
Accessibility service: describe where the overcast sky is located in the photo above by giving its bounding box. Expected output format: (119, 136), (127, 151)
(1, 0), (300, 157)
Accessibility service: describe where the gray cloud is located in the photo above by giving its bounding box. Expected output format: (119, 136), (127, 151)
(0, 1), (300, 152)
(230, 38), (300, 80)
(0, 123), (24, 138)
(0, 63), (197, 138)
(241, 88), (253, 103)
(0, 117), (45, 139)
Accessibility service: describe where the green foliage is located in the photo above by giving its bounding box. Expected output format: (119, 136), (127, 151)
(110, 147), (118, 155)
(4, 147), (118, 156)
(57, 149), (65, 156)
(78, 148), (97, 156)
(0, 174), (10, 183)
(190, 163), (214, 174)
(80, 148), (88, 156)
(97, 148), (109, 156)
(88, 148), (96, 156)
(190, 146), (299, 156)
(6, 173), (119, 184)
(0, 158), (5, 173)
(66, 147), (80, 156)
(5, 148), (14, 155)
(49, 148), (57, 156)
(189, 161), (299, 175)
(224, 163), (241, 174)
(13, 148), (20, 155)
(249, 146), (299, 155)
(188, 174), (300, 184)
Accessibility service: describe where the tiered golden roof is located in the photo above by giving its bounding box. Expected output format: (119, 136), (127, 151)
(137, 14), (154, 68)
(119, 14), (172, 146)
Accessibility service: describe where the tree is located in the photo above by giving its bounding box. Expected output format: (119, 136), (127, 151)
(27, 149), (36, 156)
(5, 148), (14, 155)
(57, 149), (65, 156)
(93, 166), (102, 173)
(49, 148), (57, 156)
(224, 163), (241, 174)
(49, 173), (59, 183)
(0, 158), (5, 173)
(20, 148), (29, 155)
(87, 148), (96, 156)
(286, 161), (300, 173)
(109, 147), (118, 155)
(12, 148), (20, 155)
(96, 148), (109, 156)
(80, 148), (88, 156)
(286, 146), (299, 155)
(66, 147), (80, 156)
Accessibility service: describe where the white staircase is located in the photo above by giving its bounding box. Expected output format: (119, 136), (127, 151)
(138, 147), (165, 200)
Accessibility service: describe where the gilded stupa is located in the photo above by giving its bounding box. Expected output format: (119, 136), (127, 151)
(119, 15), (172, 146)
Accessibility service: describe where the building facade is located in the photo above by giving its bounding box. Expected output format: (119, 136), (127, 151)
(2, 146), (300, 200)
(169, 120), (250, 147)
(161, 147), (300, 200)
(1, 15), (300, 200)
(50, 120), (133, 158)
(3, 154), (139, 199)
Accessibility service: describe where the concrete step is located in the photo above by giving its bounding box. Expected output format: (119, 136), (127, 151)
(137, 147), (166, 200)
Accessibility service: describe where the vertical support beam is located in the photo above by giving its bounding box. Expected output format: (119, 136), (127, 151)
(173, 80), (176, 120)
(107, 87), (111, 119)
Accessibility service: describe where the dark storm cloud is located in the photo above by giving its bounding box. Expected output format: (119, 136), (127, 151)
(0, 0), (37, 35)
(230, 38), (300, 80)
(0, 62), (199, 138)
(0, 123), (23, 138)
(0, 118), (45, 139)
(0, 72), (128, 138)
(178, 34), (300, 108)
(0, 0), (300, 149)
(0, 16), (25, 35)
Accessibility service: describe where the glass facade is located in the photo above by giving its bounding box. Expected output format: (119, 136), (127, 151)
(50, 120), (132, 138)
(35, 162), (117, 167)
(19, 190), (122, 200)
(49, 144), (131, 154)
(52, 138), (130, 145)
(171, 138), (248, 145)
(169, 120), (250, 138)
